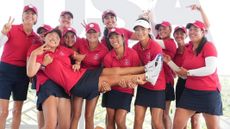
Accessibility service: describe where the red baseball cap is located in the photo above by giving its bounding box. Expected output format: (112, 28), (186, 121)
(63, 27), (77, 36)
(23, 4), (38, 15)
(85, 23), (101, 33)
(174, 26), (187, 34)
(37, 24), (53, 34)
(60, 11), (73, 18)
(186, 20), (206, 31)
(155, 21), (171, 30)
(108, 27), (124, 37)
(102, 10), (116, 19)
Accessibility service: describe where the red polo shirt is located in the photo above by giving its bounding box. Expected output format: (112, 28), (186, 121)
(36, 46), (87, 93)
(173, 44), (189, 67)
(133, 39), (166, 90)
(162, 38), (177, 85)
(103, 47), (141, 94)
(27, 43), (49, 92)
(75, 38), (108, 69)
(182, 42), (221, 91)
(1, 24), (40, 66)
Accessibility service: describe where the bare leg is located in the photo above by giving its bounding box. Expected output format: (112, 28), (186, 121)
(57, 98), (71, 129)
(85, 96), (99, 129)
(106, 108), (116, 129)
(163, 101), (172, 129)
(98, 74), (146, 92)
(115, 109), (128, 129)
(151, 108), (164, 129)
(134, 105), (147, 129)
(183, 123), (188, 129)
(191, 113), (201, 129)
(203, 113), (220, 129)
(11, 101), (24, 129)
(0, 99), (9, 129)
(42, 96), (58, 129)
(38, 111), (44, 129)
(70, 97), (83, 129)
(100, 67), (145, 76)
(173, 108), (195, 129)
(183, 121), (188, 129)
(95, 126), (104, 129)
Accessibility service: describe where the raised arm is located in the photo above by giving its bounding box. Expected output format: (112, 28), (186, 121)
(139, 10), (158, 37)
(27, 44), (51, 77)
(187, 4), (210, 30)
(0, 17), (14, 47)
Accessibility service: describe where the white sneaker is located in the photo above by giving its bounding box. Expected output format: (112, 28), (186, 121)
(144, 54), (162, 71)
(145, 54), (163, 85)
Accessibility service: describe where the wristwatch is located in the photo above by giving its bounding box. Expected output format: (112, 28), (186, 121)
(40, 64), (46, 71)
(187, 71), (191, 76)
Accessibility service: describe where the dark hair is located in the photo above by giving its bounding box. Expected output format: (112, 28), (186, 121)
(135, 18), (152, 39)
(195, 36), (207, 56)
(45, 29), (62, 39)
(102, 14), (117, 23)
(103, 28), (113, 50)
(148, 34), (153, 39)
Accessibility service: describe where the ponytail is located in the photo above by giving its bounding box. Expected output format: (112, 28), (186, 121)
(195, 36), (207, 56)
(103, 28), (113, 50)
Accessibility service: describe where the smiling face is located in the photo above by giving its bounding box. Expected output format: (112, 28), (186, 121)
(134, 26), (150, 41)
(103, 14), (117, 29)
(109, 33), (124, 49)
(158, 26), (171, 39)
(64, 32), (76, 48)
(173, 29), (186, 45)
(22, 10), (37, 25)
(45, 31), (61, 49)
(59, 14), (73, 28)
(86, 29), (100, 43)
(188, 25), (205, 43)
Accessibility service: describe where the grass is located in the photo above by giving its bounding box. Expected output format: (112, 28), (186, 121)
(220, 75), (230, 117)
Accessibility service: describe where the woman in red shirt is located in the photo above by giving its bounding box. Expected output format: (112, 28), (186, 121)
(27, 28), (163, 129)
(101, 10), (137, 50)
(0, 5), (39, 129)
(132, 18), (166, 129)
(102, 27), (141, 129)
(173, 20), (222, 129)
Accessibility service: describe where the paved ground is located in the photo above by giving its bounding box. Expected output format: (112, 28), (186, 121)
(5, 116), (230, 129)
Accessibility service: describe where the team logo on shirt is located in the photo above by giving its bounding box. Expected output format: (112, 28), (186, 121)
(59, 51), (65, 56)
(94, 53), (99, 60)
(124, 59), (131, 66)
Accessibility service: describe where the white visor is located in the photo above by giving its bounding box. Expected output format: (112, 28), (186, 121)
(133, 19), (150, 30)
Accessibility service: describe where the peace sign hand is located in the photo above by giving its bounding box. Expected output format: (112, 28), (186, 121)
(81, 19), (87, 28)
(1, 17), (14, 35)
(31, 44), (51, 56)
(187, 4), (202, 11)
